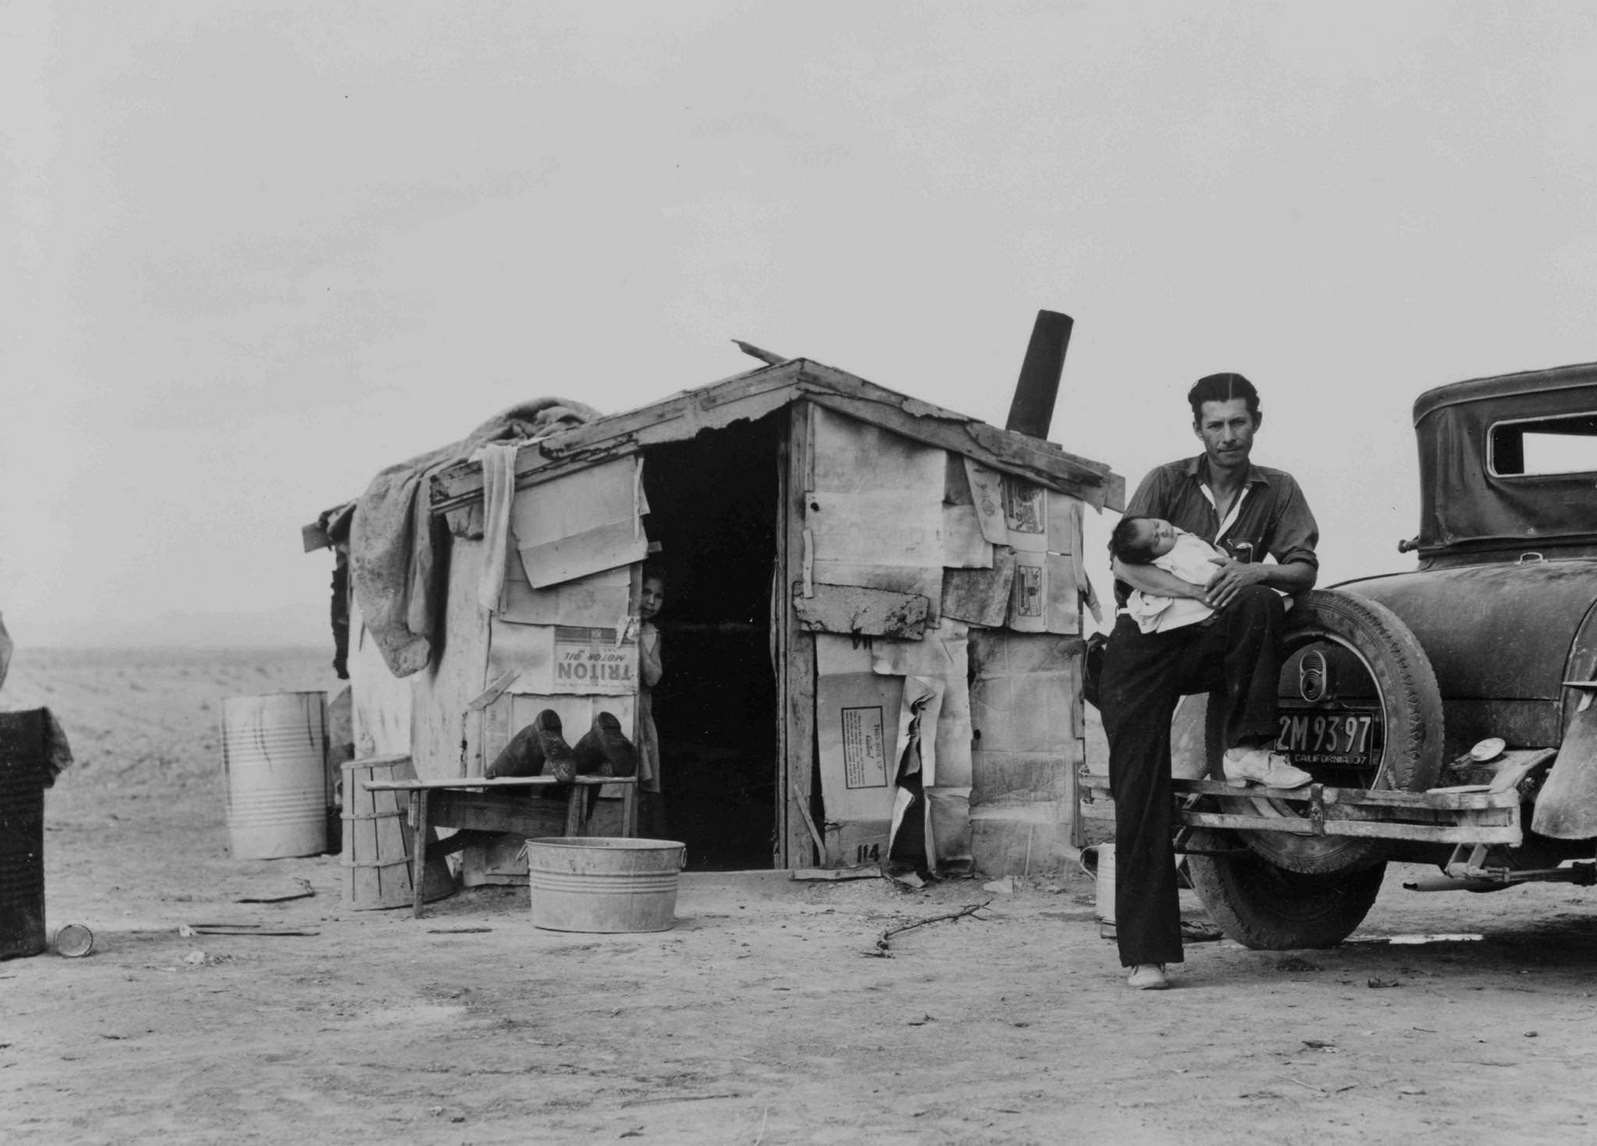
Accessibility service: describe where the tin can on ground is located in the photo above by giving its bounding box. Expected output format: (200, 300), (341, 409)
(52, 923), (94, 957)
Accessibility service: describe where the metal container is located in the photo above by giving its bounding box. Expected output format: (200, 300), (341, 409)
(52, 922), (94, 958)
(0, 710), (48, 960)
(525, 837), (686, 933)
(1092, 842), (1116, 937)
(221, 692), (328, 859)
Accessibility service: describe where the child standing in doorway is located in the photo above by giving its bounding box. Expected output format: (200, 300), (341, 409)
(635, 567), (667, 838)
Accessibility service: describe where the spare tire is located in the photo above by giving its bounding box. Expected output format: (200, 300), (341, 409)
(1174, 589), (1446, 875)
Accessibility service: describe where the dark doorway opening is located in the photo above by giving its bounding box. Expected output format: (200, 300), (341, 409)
(640, 415), (781, 870)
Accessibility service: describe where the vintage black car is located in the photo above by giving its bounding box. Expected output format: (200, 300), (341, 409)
(1086, 361), (1597, 948)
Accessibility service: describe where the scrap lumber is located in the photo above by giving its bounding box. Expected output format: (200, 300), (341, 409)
(792, 583), (931, 639)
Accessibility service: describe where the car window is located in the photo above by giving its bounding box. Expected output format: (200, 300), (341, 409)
(1489, 411), (1597, 477)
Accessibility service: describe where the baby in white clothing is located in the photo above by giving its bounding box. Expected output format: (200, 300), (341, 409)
(1110, 516), (1226, 634)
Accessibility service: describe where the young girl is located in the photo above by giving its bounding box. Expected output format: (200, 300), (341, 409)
(635, 568), (667, 837)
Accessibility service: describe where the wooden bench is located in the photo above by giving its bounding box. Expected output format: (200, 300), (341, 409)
(362, 775), (639, 917)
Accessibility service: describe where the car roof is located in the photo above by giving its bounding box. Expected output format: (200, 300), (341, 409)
(1414, 361), (1597, 425)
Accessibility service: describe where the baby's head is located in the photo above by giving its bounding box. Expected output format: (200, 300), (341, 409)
(1109, 516), (1178, 565)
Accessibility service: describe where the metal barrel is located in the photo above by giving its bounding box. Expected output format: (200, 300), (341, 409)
(0, 709), (48, 960)
(221, 692), (328, 859)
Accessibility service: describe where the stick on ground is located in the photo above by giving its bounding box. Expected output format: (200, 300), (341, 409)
(870, 900), (993, 957)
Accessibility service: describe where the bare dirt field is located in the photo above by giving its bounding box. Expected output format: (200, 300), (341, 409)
(5, 647), (1597, 1144)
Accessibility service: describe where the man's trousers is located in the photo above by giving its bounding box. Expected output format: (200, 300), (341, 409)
(1099, 586), (1287, 967)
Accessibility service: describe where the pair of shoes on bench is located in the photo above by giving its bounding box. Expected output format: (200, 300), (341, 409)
(485, 711), (637, 781)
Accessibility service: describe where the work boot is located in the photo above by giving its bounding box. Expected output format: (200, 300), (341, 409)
(573, 711), (638, 778)
(486, 722), (543, 779)
(532, 710), (578, 783)
(1222, 746), (1312, 789)
(486, 710), (576, 782)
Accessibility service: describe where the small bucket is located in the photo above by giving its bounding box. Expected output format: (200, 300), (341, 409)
(1092, 843), (1116, 938)
(221, 692), (328, 859)
(525, 837), (686, 933)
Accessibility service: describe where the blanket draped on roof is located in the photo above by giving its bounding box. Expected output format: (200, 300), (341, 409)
(348, 398), (598, 678)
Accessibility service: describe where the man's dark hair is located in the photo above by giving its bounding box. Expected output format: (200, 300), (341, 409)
(1109, 516), (1158, 566)
(1187, 372), (1261, 423)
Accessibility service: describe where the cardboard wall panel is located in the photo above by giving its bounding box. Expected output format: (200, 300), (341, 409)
(870, 620), (974, 788)
(942, 547), (1017, 627)
(487, 621), (638, 697)
(814, 635), (900, 864)
(1003, 478), (1084, 635)
(942, 453), (994, 569)
(513, 457), (648, 588)
(968, 630), (1083, 810)
(500, 555), (634, 627)
(807, 407), (944, 612)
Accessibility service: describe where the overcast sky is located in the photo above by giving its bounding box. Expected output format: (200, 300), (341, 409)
(4, 2), (1595, 647)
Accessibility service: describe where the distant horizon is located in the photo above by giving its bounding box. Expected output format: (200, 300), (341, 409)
(9, 6), (1597, 657)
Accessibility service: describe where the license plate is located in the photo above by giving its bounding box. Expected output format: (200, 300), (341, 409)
(1274, 707), (1379, 770)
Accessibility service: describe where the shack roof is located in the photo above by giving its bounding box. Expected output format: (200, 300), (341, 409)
(428, 358), (1124, 518)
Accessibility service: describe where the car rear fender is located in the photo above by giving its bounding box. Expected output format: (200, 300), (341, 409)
(1529, 598), (1597, 839)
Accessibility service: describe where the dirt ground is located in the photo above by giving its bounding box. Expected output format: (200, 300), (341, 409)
(6, 648), (1597, 1144)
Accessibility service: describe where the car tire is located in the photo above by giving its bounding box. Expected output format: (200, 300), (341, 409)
(1184, 831), (1388, 950)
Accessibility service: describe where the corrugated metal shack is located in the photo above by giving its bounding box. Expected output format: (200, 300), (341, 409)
(307, 357), (1123, 875)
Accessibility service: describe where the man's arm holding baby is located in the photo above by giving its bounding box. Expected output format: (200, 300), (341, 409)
(1202, 557), (1316, 609)
(1111, 558), (1210, 600)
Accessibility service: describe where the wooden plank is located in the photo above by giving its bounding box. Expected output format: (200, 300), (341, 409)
(411, 789), (429, 918)
(778, 402), (819, 868)
(1078, 774), (1520, 811)
(426, 791), (572, 836)
(302, 520), (332, 553)
(1080, 774), (1524, 844)
(365, 775), (632, 791)
(792, 582), (930, 639)
(1180, 810), (1521, 845)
